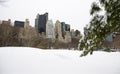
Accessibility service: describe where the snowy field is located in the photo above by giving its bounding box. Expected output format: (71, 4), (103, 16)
(0, 47), (120, 74)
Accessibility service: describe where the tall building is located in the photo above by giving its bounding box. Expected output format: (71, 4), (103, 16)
(61, 22), (66, 31)
(71, 29), (75, 38)
(65, 24), (70, 31)
(61, 22), (70, 31)
(61, 22), (70, 39)
(46, 20), (55, 39)
(35, 13), (48, 34)
(75, 30), (80, 36)
(14, 21), (25, 28)
(55, 20), (64, 41)
(65, 31), (71, 43)
(24, 19), (30, 28)
(61, 22), (66, 39)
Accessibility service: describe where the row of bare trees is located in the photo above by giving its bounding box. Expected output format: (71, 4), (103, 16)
(0, 22), (41, 47)
(0, 23), (21, 46)
(0, 22), (80, 49)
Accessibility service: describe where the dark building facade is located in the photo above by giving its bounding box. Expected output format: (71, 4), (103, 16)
(61, 22), (70, 39)
(35, 13), (48, 34)
(14, 21), (25, 28)
(65, 24), (70, 31)
(61, 22), (70, 31)
(61, 22), (66, 39)
(75, 30), (80, 36)
(61, 22), (66, 31)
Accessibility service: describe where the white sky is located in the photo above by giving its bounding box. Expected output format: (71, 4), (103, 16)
(0, 0), (96, 34)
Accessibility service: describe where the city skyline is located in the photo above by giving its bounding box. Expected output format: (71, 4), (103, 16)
(0, 0), (96, 34)
(0, 15), (81, 44)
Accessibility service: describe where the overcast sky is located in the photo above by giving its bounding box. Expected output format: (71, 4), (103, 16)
(0, 0), (95, 34)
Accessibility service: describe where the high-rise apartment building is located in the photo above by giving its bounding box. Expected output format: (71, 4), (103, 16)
(61, 22), (66, 31)
(55, 20), (64, 41)
(46, 20), (55, 39)
(65, 24), (70, 31)
(61, 22), (70, 31)
(35, 13), (48, 34)
(14, 21), (25, 28)
(61, 22), (66, 39)
(24, 19), (29, 28)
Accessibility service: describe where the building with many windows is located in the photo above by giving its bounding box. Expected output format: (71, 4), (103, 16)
(35, 13), (48, 34)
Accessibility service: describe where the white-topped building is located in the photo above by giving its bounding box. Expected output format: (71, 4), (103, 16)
(46, 20), (55, 39)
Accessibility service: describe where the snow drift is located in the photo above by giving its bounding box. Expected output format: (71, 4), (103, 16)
(0, 47), (120, 74)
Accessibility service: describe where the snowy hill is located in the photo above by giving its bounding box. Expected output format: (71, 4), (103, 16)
(0, 47), (120, 74)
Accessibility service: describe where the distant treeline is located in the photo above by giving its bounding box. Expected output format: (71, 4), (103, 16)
(0, 23), (81, 49)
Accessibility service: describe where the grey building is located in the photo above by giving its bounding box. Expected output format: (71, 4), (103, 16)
(35, 13), (48, 34)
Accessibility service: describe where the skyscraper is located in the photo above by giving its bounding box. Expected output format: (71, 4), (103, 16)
(35, 13), (48, 34)
(14, 21), (25, 28)
(24, 19), (30, 28)
(61, 22), (66, 39)
(55, 20), (64, 41)
(61, 22), (70, 31)
(65, 24), (70, 31)
(46, 20), (55, 39)
(61, 22), (66, 31)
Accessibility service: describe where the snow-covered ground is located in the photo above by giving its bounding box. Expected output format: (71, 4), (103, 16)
(0, 47), (120, 74)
